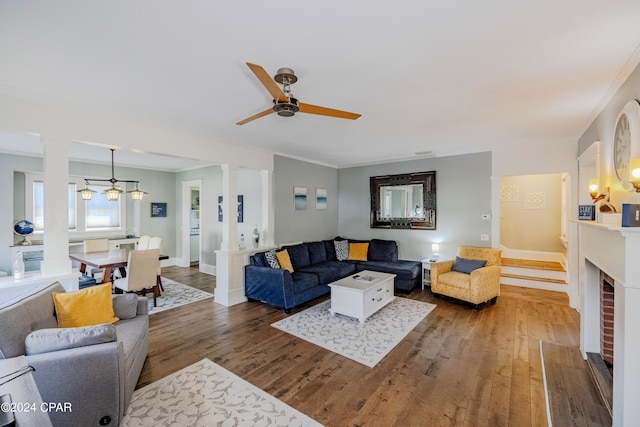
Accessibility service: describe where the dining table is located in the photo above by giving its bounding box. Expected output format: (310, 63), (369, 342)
(69, 249), (168, 294)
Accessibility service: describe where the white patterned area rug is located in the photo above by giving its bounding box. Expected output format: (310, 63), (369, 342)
(148, 278), (214, 315)
(271, 298), (436, 368)
(122, 358), (323, 427)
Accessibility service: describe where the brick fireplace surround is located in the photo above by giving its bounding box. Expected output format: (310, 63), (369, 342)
(579, 221), (640, 426)
(600, 271), (615, 366)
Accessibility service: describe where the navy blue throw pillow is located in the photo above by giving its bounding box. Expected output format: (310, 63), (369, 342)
(451, 257), (487, 274)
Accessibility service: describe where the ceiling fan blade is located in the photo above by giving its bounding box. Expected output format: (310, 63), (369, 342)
(236, 108), (274, 125)
(298, 102), (361, 120)
(246, 62), (288, 102)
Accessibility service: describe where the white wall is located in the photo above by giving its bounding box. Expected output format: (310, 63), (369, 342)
(500, 173), (565, 253)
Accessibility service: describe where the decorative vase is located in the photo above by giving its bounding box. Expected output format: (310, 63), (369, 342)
(252, 226), (260, 248)
(13, 251), (25, 279)
(239, 234), (245, 250)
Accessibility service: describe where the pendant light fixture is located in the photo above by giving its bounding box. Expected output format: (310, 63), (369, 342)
(78, 148), (146, 201)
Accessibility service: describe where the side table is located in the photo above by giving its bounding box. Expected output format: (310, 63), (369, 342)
(421, 259), (436, 290)
(0, 356), (53, 427)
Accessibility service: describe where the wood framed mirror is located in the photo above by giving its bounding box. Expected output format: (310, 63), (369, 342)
(370, 171), (436, 230)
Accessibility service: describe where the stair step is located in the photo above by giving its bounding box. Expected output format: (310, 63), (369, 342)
(501, 272), (567, 285)
(501, 257), (565, 272)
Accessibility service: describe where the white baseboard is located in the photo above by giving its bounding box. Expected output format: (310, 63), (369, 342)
(199, 263), (216, 275)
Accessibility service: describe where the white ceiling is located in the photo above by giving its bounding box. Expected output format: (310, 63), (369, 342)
(1, 1), (640, 169)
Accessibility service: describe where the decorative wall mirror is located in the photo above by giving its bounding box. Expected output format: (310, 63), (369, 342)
(370, 171), (436, 229)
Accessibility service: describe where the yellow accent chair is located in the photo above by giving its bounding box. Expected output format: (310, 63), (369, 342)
(430, 245), (502, 308)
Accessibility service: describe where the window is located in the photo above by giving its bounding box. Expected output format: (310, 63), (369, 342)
(25, 173), (126, 236)
(85, 185), (121, 229)
(32, 181), (77, 230)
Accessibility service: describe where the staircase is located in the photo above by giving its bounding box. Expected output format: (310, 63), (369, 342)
(501, 257), (568, 292)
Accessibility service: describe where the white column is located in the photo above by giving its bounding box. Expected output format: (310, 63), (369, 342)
(40, 138), (72, 276)
(220, 164), (239, 251)
(261, 169), (274, 246)
(215, 164), (244, 307)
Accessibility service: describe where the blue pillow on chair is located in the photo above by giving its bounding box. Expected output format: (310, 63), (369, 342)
(451, 257), (487, 274)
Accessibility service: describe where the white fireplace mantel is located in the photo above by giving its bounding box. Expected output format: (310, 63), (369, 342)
(577, 220), (640, 426)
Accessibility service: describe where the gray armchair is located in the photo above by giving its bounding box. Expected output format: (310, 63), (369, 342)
(0, 282), (149, 427)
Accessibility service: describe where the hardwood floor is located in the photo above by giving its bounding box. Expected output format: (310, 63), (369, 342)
(139, 266), (581, 426)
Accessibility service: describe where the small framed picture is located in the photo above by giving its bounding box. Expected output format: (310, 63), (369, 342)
(294, 187), (307, 210)
(578, 205), (595, 220)
(151, 202), (167, 218)
(316, 188), (327, 209)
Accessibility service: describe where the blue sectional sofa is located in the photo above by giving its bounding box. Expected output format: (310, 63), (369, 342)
(245, 238), (421, 311)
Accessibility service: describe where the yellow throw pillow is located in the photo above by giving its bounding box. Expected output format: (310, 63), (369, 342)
(52, 282), (119, 328)
(276, 249), (294, 273)
(348, 242), (369, 261)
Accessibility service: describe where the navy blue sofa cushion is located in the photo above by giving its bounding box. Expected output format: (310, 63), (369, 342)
(282, 244), (311, 270)
(368, 239), (399, 262)
(307, 241), (328, 264)
(323, 239), (337, 261)
(252, 251), (268, 267)
(290, 271), (320, 292)
(297, 264), (342, 284)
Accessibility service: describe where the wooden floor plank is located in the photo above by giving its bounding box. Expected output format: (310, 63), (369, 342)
(138, 266), (584, 426)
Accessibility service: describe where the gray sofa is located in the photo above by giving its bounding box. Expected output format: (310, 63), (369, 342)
(0, 281), (149, 427)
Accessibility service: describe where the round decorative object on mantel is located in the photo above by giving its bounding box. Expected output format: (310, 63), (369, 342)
(13, 219), (34, 246)
(613, 99), (640, 190)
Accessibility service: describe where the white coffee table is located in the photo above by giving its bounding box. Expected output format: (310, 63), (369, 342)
(328, 270), (396, 323)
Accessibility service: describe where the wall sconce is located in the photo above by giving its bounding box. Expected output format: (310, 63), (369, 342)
(430, 243), (440, 262)
(630, 158), (640, 192)
(588, 178), (599, 200)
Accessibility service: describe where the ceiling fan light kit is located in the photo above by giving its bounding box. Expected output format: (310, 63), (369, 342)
(236, 62), (361, 125)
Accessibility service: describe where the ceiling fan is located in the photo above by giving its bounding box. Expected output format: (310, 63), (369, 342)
(236, 62), (361, 125)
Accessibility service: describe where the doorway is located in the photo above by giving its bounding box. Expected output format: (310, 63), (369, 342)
(500, 173), (567, 254)
(181, 179), (202, 268)
(498, 173), (570, 292)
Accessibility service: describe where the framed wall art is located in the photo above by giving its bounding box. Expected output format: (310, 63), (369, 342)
(294, 187), (307, 210)
(150, 202), (167, 218)
(316, 188), (327, 209)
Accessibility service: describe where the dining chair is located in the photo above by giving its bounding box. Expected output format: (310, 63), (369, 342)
(148, 237), (162, 250)
(113, 249), (160, 306)
(137, 235), (151, 250)
(148, 237), (164, 291)
(83, 238), (110, 283)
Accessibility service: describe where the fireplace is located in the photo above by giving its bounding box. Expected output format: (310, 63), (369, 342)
(578, 221), (640, 426)
(599, 270), (614, 367)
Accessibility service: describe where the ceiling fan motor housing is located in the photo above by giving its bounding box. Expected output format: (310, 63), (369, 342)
(273, 97), (299, 117)
(274, 67), (297, 84)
